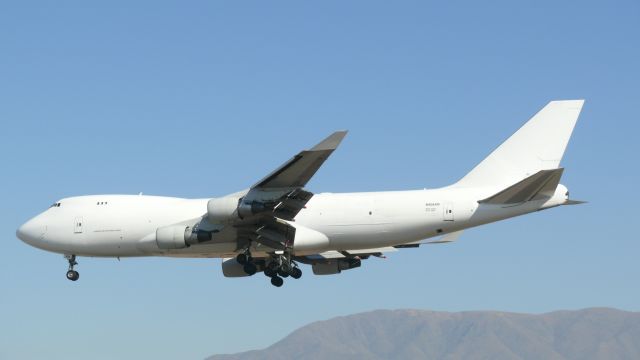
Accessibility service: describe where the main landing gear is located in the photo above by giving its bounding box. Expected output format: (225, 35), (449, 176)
(264, 253), (302, 288)
(236, 251), (257, 276)
(65, 254), (79, 281)
(237, 249), (302, 287)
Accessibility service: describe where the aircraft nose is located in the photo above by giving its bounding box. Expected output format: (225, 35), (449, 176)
(16, 217), (46, 245)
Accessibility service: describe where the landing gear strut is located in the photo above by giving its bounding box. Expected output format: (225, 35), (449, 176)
(236, 252), (250, 265)
(238, 249), (257, 276)
(265, 253), (302, 287)
(65, 254), (79, 281)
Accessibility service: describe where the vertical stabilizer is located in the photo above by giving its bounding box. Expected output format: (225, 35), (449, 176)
(455, 100), (584, 189)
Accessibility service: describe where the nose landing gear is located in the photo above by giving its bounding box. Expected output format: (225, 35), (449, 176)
(65, 254), (79, 281)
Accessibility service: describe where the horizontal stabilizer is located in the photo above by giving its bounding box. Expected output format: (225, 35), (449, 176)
(427, 230), (464, 244)
(479, 168), (564, 205)
(564, 199), (587, 205)
(397, 230), (465, 247)
(345, 247), (397, 255)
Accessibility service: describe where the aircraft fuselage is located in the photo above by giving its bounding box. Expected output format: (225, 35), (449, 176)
(17, 185), (568, 259)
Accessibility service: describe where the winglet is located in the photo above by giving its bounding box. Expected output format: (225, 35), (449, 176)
(311, 130), (348, 151)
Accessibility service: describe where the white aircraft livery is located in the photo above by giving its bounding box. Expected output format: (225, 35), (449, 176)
(17, 100), (585, 287)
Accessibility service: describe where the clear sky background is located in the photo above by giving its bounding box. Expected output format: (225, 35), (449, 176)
(1, 1), (638, 359)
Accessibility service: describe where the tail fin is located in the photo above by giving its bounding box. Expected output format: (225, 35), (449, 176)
(455, 100), (584, 189)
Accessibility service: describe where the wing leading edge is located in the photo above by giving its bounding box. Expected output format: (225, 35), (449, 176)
(231, 131), (348, 251)
(253, 131), (348, 189)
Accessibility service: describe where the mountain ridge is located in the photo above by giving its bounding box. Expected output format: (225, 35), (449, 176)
(208, 307), (640, 360)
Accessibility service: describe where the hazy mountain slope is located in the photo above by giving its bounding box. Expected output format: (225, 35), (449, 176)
(211, 308), (640, 360)
(208, 308), (640, 360)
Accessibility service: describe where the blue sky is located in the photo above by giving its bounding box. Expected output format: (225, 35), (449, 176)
(1, 1), (639, 359)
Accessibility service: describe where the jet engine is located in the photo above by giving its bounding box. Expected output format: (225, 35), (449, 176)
(207, 197), (267, 223)
(155, 225), (214, 249)
(311, 258), (361, 275)
(221, 257), (259, 277)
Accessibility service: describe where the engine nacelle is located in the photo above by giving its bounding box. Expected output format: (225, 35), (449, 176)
(312, 258), (361, 275)
(207, 197), (239, 223)
(207, 196), (268, 223)
(155, 224), (217, 249)
(156, 225), (190, 249)
(221, 257), (252, 277)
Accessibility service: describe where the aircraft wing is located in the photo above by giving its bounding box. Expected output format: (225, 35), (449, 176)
(238, 130), (347, 220)
(306, 247), (399, 260)
(252, 131), (348, 190)
(227, 131), (347, 250)
(295, 232), (464, 271)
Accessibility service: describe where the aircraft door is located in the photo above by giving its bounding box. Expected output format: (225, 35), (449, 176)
(443, 203), (454, 221)
(74, 217), (84, 233)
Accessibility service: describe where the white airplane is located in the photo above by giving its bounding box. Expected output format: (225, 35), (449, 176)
(17, 100), (585, 287)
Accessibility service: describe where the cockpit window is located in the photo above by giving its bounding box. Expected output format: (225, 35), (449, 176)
(50, 202), (61, 208)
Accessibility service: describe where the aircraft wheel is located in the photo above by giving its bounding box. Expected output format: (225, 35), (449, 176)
(243, 263), (257, 276)
(270, 276), (284, 287)
(236, 253), (247, 265)
(66, 270), (79, 281)
(280, 261), (292, 273)
(264, 268), (276, 277)
(278, 269), (290, 278)
(290, 267), (302, 279)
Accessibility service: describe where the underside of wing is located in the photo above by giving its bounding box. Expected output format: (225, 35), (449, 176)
(206, 131), (347, 254)
(305, 247), (398, 260)
(272, 189), (314, 221)
(295, 246), (402, 275)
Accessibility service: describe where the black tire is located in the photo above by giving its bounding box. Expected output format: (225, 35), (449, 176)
(66, 270), (79, 281)
(278, 269), (290, 278)
(264, 268), (276, 277)
(290, 267), (302, 279)
(280, 262), (292, 273)
(236, 253), (247, 265)
(243, 263), (257, 276)
(270, 276), (284, 287)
